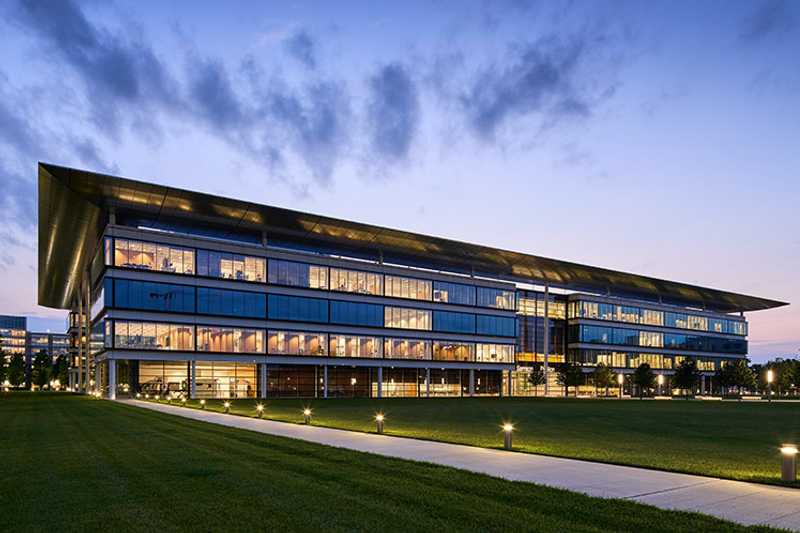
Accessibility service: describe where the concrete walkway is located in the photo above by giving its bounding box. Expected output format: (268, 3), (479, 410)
(124, 400), (800, 531)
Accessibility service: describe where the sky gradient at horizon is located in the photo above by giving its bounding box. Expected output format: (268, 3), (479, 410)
(0, 0), (797, 361)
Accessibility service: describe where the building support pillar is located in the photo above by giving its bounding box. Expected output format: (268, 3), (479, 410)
(469, 369), (475, 397)
(323, 365), (328, 399)
(84, 276), (92, 394)
(376, 366), (383, 398)
(508, 369), (513, 397)
(259, 363), (267, 399)
(425, 368), (431, 398)
(189, 361), (197, 399)
(107, 359), (116, 400)
(543, 283), (550, 397)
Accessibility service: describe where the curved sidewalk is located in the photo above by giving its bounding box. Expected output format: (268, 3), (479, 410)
(124, 400), (800, 531)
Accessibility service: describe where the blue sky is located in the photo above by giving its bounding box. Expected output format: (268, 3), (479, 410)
(0, 0), (798, 360)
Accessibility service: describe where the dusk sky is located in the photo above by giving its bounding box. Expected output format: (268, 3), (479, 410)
(0, 0), (797, 361)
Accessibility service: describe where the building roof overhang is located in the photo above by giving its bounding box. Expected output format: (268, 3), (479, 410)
(37, 162), (789, 313)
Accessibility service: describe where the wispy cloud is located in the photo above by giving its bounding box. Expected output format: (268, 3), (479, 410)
(366, 63), (420, 164)
(739, 0), (796, 43)
(283, 29), (317, 69)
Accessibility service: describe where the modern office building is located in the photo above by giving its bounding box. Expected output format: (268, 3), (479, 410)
(37, 163), (788, 399)
(0, 314), (69, 386)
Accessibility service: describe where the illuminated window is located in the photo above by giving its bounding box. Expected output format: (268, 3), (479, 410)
(385, 275), (432, 301)
(267, 331), (327, 356)
(385, 307), (431, 330)
(329, 267), (382, 295)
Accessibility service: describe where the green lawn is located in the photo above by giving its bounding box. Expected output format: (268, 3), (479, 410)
(0, 393), (783, 532)
(170, 396), (800, 486)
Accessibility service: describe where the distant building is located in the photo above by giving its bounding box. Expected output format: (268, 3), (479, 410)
(37, 163), (788, 399)
(0, 314), (69, 386)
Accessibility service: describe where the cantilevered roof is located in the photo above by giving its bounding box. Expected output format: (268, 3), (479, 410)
(38, 162), (788, 313)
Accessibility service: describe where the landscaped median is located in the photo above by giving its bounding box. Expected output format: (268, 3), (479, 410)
(137, 395), (800, 487)
(1, 392), (785, 532)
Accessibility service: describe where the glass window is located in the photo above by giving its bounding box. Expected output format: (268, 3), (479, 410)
(267, 259), (328, 289)
(198, 288), (266, 318)
(476, 287), (515, 310)
(665, 312), (688, 329)
(617, 306), (640, 324)
(384, 338), (431, 360)
(329, 301), (383, 327)
(198, 250), (266, 282)
(385, 275), (432, 301)
(476, 344), (515, 363)
(329, 267), (382, 296)
(638, 331), (664, 348)
(329, 335), (382, 358)
(113, 279), (195, 313)
(433, 281), (476, 306)
(384, 307), (432, 330)
(113, 321), (194, 350)
(267, 331), (327, 356)
(197, 327), (265, 353)
(641, 309), (664, 326)
(687, 315), (708, 331)
(432, 342), (474, 362)
(433, 310), (476, 334)
(113, 238), (195, 275)
(476, 315), (516, 337)
(267, 294), (329, 323)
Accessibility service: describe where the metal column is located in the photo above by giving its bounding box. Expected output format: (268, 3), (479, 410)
(469, 369), (475, 396)
(377, 367), (383, 398)
(259, 363), (267, 399)
(323, 365), (328, 399)
(190, 361), (197, 399)
(107, 359), (116, 400)
(425, 368), (430, 398)
(543, 283), (550, 397)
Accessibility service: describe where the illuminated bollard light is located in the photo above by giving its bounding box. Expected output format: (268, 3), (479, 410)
(502, 423), (514, 450)
(303, 408), (312, 424)
(256, 404), (264, 418)
(144, 393), (150, 400)
(181, 397), (187, 407)
(200, 399), (206, 409)
(781, 444), (797, 482)
(223, 401), (231, 414)
(136, 393), (141, 399)
(375, 413), (385, 434)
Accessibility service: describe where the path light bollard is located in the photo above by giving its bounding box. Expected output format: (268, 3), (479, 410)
(657, 374), (664, 396)
(502, 423), (514, 450)
(256, 404), (264, 418)
(144, 393), (150, 400)
(767, 370), (774, 403)
(303, 408), (312, 424)
(375, 413), (385, 434)
(617, 374), (624, 399)
(200, 399), (206, 409)
(781, 444), (797, 482)
(223, 401), (231, 414)
(136, 393), (141, 399)
(181, 397), (187, 407)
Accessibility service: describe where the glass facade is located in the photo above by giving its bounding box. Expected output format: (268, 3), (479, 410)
(570, 299), (747, 336)
(198, 287), (266, 318)
(433, 310), (475, 334)
(432, 341), (474, 362)
(114, 279), (195, 313)
(384, 338), (431, 360)
(113, 238), (195, 274)
(197, 327), (264, 353)
(329, 267), (381, 295)
(477, 287), (516, 310)
(329, 335), (382, 358)
(198, 250), (265, 282)
(476, 343), (515, 363)
(330, 301), (383, 327)
(384, 307), (432, 330)
(114, 321), (194, 351)
(267, 259), (327, 289)
(476, 315), (516, 337)
(569, 324), (747, 354)
(267, 294), (328, 323)
(433, 280), (476, 306)
(384, 275), (432, 301)
(268, 330), (327, 356)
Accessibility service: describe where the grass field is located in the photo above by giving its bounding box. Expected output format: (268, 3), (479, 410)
(166, 396), (800, 486)
(0, 393), (784, 532)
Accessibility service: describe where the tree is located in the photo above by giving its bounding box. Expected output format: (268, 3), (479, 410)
(8, 353), (25, 388)
(31, 350), (51, 390)
(672, 358), (700, 398)
(593, 363), (615, 397)
(556, 362), (583, 397)
(526, 364), (546, 395)
(715, 362), (737, 395)
(53, 355), (69, 389)
(0, 349), (6, 387)
(732, 360), (756, 394)
(632, 363), (656, 399)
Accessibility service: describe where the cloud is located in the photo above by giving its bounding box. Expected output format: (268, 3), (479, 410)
(283, 29), (317, 69)
(459, 37), (591, 140)
(11, 0), (181, 140)
(366, 63), (420, 163)
(739, 0), (796, 43)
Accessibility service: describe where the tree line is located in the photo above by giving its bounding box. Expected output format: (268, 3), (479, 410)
(0, 344), (69, 390)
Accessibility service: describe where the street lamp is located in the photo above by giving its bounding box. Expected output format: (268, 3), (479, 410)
(767, 369), (774, 402)
(617, 373), (624, 399)
(502, 423), (514, 450)
(375, 413), (385, 434)
(781, 444), (797, 482)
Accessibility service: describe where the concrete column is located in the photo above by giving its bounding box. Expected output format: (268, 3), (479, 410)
(323, 365), (328, 399)
(508, 369), (513, 397)
(84, 277), (92, 393)
(469, 369), (475, 396)
(425, 368), (431, 398)
(189, 361), (197, 399)
(77, 295), (85, 393)
(543, 284), (550, 397)
(259, 363), (267, 399)
(107, 359), (116, 400)
(377, 366), (383, 398)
